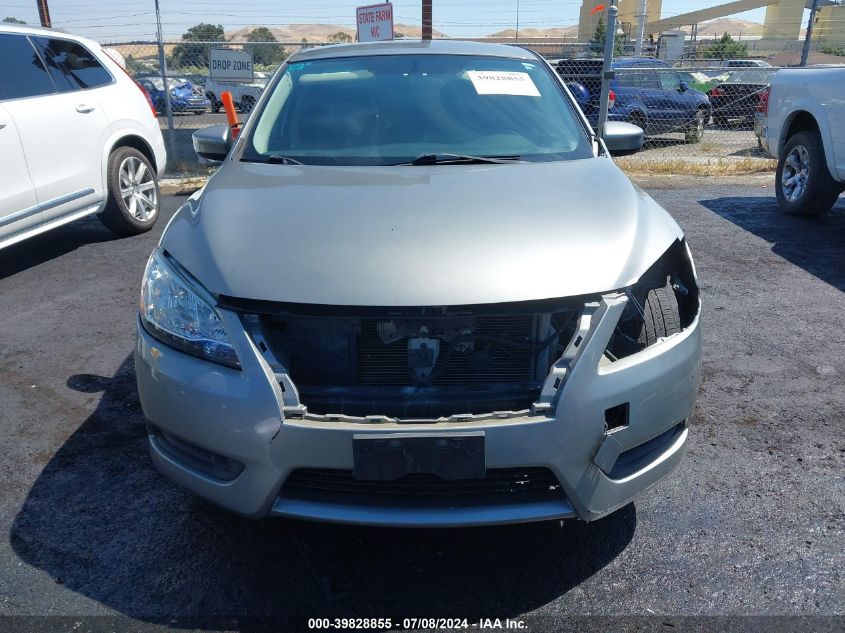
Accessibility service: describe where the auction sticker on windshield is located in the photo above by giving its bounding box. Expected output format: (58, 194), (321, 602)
(467, 70), (540, 97)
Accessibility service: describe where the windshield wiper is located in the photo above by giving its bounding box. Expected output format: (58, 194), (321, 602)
(264, 155), (305, 165)
(397, 153), (524, 166)
(241, 155), (305, 165)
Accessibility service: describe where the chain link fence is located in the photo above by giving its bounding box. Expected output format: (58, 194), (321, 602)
(109, 37), (838, 175)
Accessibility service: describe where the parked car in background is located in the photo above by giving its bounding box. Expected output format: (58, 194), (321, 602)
(137, 76), (209, 115)
(762, 67), (845, 215)
(718, 59), (771, 69)
(204, 72), (269, 113)
(708, 68), (777, 126)
(137, 40), (701, 526)
(0, 24), (165, 250)
(676, 70), (722, 95)
(556, 57), (711, 143)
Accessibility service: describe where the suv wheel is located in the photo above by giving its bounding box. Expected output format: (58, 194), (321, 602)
(207, 92), (221, 113)
(685, 109), (706, 144)
(99, 147), (160, 236)
(776, 130), (841, 216)
(241, 95), (256, 113)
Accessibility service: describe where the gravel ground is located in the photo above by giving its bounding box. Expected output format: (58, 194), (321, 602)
(0, 182), (843, 631)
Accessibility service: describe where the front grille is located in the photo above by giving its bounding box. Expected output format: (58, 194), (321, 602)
(281, 467), (565, 506)
(250, 301), (582, 419)
(356, 315), (534, 386)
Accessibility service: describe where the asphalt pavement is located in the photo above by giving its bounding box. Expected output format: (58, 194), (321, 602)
(0, 181), (843, 630)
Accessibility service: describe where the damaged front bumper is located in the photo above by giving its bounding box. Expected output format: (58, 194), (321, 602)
(135, 272), (701, 526)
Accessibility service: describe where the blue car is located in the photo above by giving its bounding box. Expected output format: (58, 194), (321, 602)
(137, 76), (209, 115)
(556, 57), (711, 143)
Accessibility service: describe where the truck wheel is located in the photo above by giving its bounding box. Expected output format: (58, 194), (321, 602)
(99, 147), (160, 236)
(776, 130), (841, 216)
(207, 93), (220, 113)
(685, 109), (706, 144)
(241, 95), (256, 113)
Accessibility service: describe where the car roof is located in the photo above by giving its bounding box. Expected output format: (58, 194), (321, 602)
(289, 39), (538, 63)
(0, 23), (102, 48)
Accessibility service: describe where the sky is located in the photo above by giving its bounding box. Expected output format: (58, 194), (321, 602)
(0, 0), (798, 43)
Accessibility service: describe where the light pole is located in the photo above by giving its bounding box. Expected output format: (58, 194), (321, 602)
(154, 0), (175, 158)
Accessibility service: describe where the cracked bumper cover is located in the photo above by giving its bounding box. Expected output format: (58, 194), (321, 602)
(135, 291), (701, 526)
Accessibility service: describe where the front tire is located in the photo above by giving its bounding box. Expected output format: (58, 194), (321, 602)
(99, 147), (160, 236)
(207, 92), (221, 113)
(685, 109), (706, 144)
(776, 130), (841, 216)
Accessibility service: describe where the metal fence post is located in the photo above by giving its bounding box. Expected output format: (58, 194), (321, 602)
(597, 5), (618, 140)
(800, 0), (820, 67)
(154, 0), (175, 161)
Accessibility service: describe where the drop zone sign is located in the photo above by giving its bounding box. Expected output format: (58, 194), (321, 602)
(209, 48), (254, 82)
(357, 2), (394, 42)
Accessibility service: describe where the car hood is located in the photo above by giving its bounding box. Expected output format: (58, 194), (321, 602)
(161, 158), (682, 306)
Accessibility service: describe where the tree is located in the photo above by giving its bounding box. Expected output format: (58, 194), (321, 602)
(590, 16), (624, 56)
(698, 33), (748, 60)
(245, 27), (285, 66)
(124, 54), (148, 76)
(3, 17), (26, 24)
(170, 23), (225, 69)
(329, 31), (353, 43)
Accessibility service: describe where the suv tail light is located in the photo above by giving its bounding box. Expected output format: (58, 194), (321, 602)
(709, 87), (726, 98)
(756, 87), (769, 115)
(136, 82), (158, 118)
(608, 89), (616, 109)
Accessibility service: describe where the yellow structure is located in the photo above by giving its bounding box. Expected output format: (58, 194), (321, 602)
(578, 0), (663, 41)
(761, 0), (805, 40)
(814, 4), (845, 46)
(577, 0), (845, 49)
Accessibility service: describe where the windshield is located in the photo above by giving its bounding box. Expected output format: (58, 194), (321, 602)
(243, 54), (593, 166)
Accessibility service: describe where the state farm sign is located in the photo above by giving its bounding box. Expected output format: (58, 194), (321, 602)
(356, 2), (394, 42)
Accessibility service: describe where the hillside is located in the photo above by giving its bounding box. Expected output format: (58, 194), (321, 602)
(486, 26), (578, 39)
(224, 23), (447, 42)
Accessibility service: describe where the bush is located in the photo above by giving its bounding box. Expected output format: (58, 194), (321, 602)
(698, 33), (748, 60)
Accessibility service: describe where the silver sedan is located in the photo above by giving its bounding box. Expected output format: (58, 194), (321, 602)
(135, 40), (702, 526)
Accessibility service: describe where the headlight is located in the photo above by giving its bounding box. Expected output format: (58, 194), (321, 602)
(139, 249), (240, 369)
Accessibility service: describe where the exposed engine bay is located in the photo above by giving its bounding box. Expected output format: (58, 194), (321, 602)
(231, 240), (699, 422)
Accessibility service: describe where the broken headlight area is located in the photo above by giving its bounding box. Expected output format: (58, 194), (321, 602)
(230, 299), (590, 420)
(605, 239), (700, 362)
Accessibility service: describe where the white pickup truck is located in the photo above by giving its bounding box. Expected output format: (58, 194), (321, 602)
(762, 67), (845, 216)
(204, 72), (270, 114)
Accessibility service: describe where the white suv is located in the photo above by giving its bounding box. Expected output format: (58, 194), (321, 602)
(0, 25), (166, 250)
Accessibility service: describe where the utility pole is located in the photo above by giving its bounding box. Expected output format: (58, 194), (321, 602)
(154, 0), (175, 158)
(634, 0), (647, 55)
(598, 5), (618, 140)
(36, 0), (51, 27)
(800, 0), (819, 66)
(422, 0), (432, 40)
(515, 0), (520, 43)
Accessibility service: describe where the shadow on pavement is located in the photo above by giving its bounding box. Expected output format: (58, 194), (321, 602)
(0, 216), (118, 281)
(10, 354), (636, 623)
(699, 194), (845, 292)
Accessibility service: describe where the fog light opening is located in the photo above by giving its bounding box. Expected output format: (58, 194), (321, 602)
(605, 402), (629, 431)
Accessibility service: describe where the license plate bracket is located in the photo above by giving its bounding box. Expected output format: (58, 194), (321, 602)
(352, 433), (485, 481)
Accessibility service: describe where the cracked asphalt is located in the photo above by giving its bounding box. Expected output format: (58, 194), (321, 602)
(0, 179), (843, 631)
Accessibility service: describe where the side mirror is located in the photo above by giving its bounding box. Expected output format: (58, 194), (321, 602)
(603, 121), (644, 156)
(193, 124), (232, 162)
(678, 81), (689, 92)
